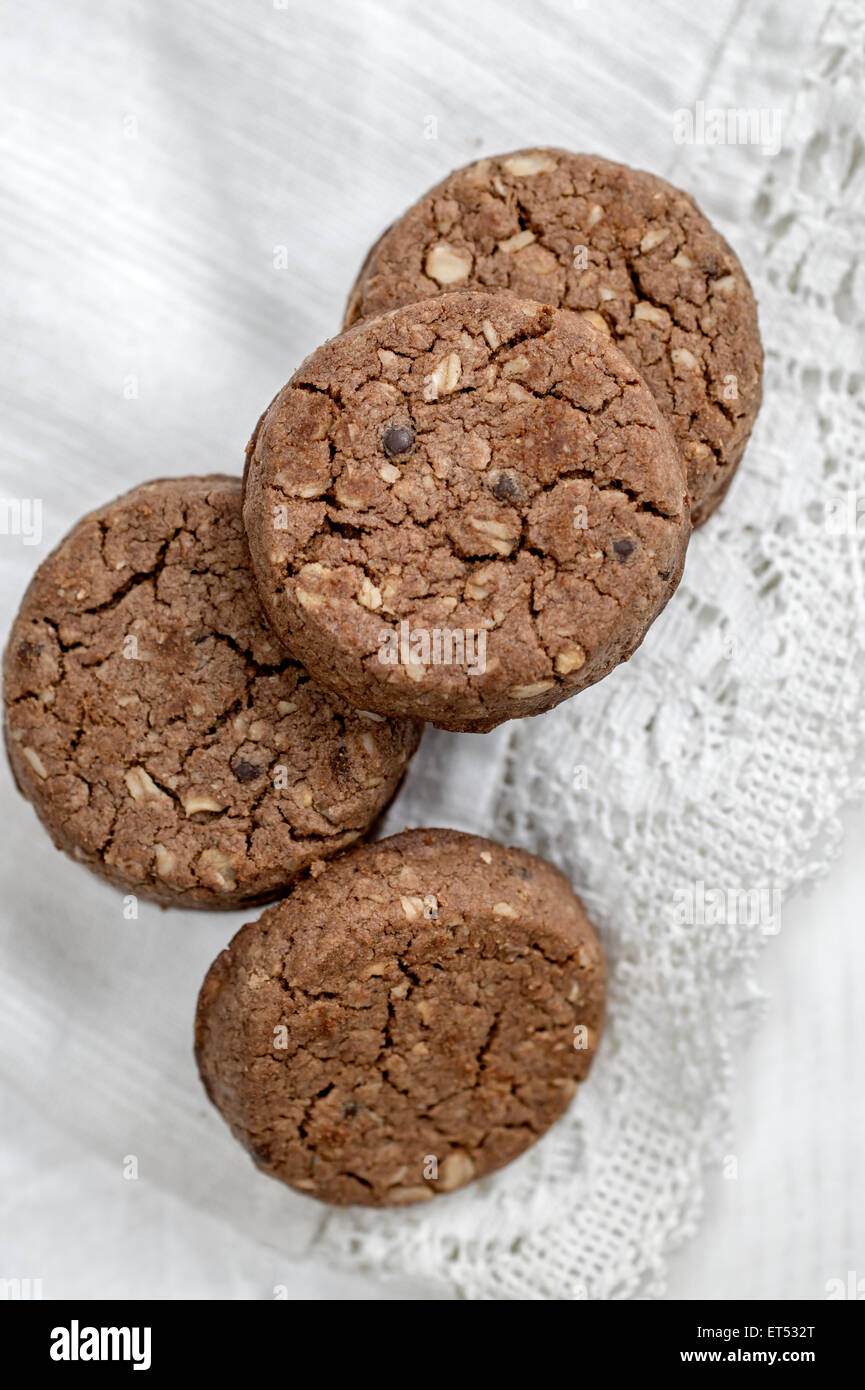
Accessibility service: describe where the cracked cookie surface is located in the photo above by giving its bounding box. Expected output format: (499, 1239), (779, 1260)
(3, 476), (420, 908)
(194, 827), (605, 1206)
(344, 148), (763, 526)
(244, 290), (689, 732)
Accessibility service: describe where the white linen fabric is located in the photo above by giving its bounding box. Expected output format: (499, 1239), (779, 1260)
(1, 0), (862, 1301)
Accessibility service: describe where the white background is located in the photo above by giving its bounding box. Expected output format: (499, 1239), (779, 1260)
(1, 0), (862, 1300)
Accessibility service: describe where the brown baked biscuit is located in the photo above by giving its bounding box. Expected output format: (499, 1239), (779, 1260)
(344, 148), (763, 526)
(243, 290), (689, 732)
(3, 476), (420, 909)
(195, 827), (605, 1206)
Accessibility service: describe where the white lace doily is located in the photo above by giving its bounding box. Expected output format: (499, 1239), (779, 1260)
(316, 0), (865, 1298)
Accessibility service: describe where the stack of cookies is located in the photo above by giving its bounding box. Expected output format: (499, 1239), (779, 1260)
(3, 149), (762, 1206)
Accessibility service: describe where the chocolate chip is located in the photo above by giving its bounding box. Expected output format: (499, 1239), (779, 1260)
(613, 539), (635, 559)
(232, 759), (262, 783)
(342, 1101), (358, 1117)
(382, 424), (414, 457)
(330, 745), (351, 781)
(490, 474), (521, 502)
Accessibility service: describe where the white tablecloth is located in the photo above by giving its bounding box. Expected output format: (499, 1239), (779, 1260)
(1, 0), (862, 1300)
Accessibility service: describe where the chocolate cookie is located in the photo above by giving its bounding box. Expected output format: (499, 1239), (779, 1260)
(344, 149), (763, 526)
(3, 477), (420, 908)
(243, 290), (689, 732)
(195, 827), (605, 1206)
